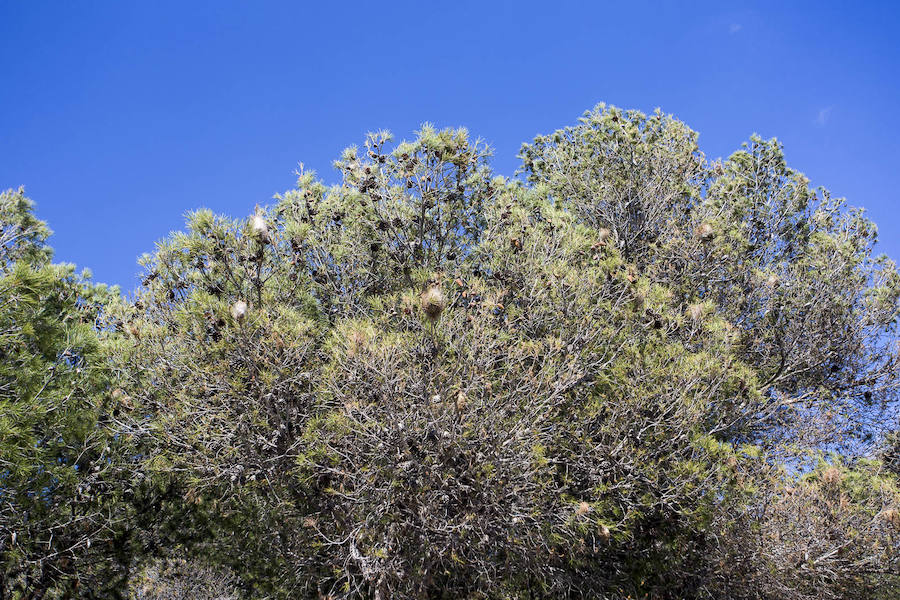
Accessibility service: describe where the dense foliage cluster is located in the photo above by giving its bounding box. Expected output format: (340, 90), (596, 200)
(0, 188), (138, 596)
(2, 106), (900, 599)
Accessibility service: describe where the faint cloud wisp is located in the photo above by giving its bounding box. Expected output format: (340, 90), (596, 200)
(729, 23), (742, 34)
(816, 106), (833, 126)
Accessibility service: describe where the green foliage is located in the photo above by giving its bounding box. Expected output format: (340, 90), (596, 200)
(0, 187), (52, 268)
(0, 190), (139, 597)
(4, 105), (900, 599)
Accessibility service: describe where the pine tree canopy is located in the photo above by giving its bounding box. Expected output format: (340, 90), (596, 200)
(2, 106), (900, 600)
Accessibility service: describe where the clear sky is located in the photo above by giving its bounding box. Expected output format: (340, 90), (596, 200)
(2, 1), (899, 289)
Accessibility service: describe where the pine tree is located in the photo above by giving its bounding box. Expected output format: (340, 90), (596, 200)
(115, 111), (900, 598)
(0, 189), (137, 597)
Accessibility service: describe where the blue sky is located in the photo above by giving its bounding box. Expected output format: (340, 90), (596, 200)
(2, 1), (899, 289)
